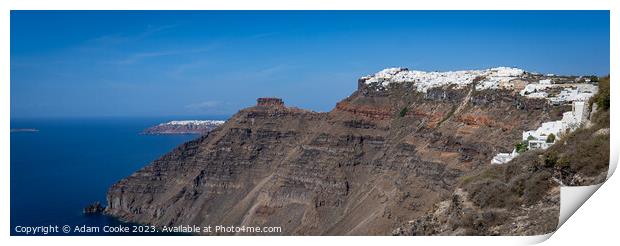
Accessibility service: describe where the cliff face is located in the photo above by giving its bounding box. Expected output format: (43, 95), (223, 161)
(105, 76), (568, 235)
(393, 76), (610, 236)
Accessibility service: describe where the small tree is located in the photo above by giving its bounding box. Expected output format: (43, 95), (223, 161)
(515, 140), (528, 153)
(546, 133), (556, 143)
(592, 76), (610, 111)
(399, 107), (408, 117)
(590, 75), (599, 83)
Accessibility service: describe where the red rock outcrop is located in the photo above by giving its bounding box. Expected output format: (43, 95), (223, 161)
(335, 101), (393, 120)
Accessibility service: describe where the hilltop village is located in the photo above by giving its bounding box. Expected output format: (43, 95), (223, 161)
(359, 67), (599, 165)
(141, 120), (225, 135)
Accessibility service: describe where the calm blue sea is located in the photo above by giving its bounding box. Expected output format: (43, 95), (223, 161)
(10, 117), (220, 236)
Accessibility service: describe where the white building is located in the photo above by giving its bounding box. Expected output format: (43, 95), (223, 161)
(361, 67), (525, 92)
(528, 140), (552, 150)
(547, 84), (597, 105)
(526, 91), (549, 98)
(491, 100), (592, 164)
(491, 149), (519, 165)
(521, 101), (589, 151)
(561, 101), (588, 131)
(524, 121), (563, 141)
(522, 120), (563, 148)
(539, 79), (552, 85)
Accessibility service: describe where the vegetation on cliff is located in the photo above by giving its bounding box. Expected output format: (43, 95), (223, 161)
(398, 77), (610, 235)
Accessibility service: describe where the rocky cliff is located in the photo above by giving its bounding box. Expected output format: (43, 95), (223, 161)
(105, 68), (598, 235)
(394, 76), (609, 236)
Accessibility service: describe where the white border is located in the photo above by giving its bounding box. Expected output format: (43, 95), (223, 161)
(1, 1), (616, 246)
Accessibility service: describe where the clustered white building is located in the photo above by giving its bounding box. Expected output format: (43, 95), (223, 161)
(360, 67), (525, 93)
(491, 150), (519, 165)
(548, 84), (597, 105)
(521, 82), (597, 105)
(159, 120), (226, 126)
(491, 101), (591, 165)
(359, 67), (598, 165)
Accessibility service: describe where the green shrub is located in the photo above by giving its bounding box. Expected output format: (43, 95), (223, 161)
(543, 154), (557, 168)
(546, 133), (556, 143)
(515, 140), (528, 153)
(590, 75), (599, 83)
(592, 76), (610, 111)
(556, 157), (570, 167)
(399, 107), (408, 117)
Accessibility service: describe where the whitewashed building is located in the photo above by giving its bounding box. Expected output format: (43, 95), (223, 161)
(522, 120), (563, 150)
(491, 149), (519, 165)
(547, 84), (597, 105)
(491, 100), (592, 164)
(521, 101), (589, 150)
(539, 79), (552, 85)
(561, 101), (588, 131)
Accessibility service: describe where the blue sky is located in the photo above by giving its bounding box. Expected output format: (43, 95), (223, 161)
(11, 11), (610, 118)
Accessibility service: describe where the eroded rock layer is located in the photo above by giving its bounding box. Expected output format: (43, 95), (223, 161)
(106, 78), (569, 235)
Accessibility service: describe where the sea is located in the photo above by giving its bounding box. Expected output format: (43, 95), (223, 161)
(10, 117), (226, 236)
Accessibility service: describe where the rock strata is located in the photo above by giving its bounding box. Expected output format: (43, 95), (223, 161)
(106, 68), (604, 235)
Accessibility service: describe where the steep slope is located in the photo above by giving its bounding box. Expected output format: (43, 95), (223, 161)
(105, 68), (580, 235)
(394, 76), (610, 236)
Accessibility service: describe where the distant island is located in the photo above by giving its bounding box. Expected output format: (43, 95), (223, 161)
(142, 120), (225, 135)
(10, 128), (39, 133)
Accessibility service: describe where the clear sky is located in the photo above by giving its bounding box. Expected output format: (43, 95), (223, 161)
(11, 11), (610, 118)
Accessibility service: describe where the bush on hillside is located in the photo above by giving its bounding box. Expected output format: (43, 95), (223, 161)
(399, 107), (408, 117)
(591, 76), (610, 111)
